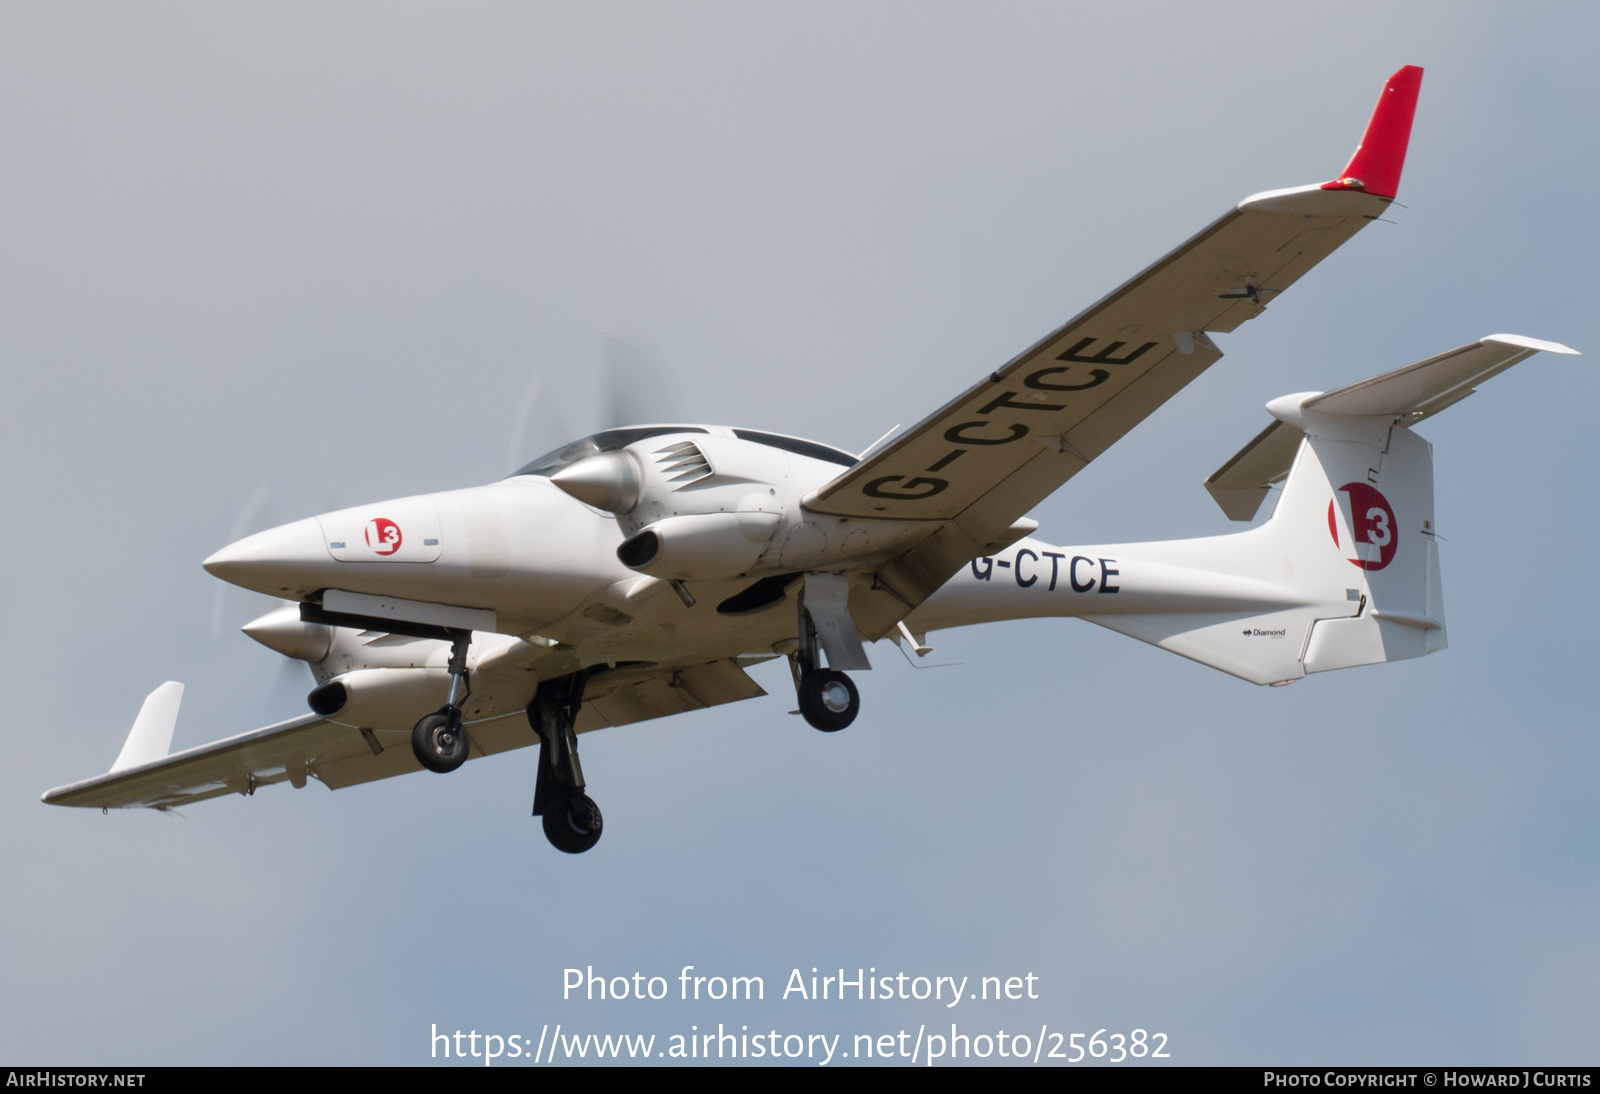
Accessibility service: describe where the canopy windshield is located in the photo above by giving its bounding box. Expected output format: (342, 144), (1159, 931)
(511, 427), (709, 478)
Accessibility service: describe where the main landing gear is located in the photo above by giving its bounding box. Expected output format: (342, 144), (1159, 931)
(790, 601), (861, 732)
(412, 631), (474, 773)
(529, 671), (603, 854)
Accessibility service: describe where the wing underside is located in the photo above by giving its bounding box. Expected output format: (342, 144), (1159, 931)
(44, 658), (767, 810)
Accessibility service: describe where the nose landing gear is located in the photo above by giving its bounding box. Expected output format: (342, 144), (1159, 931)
(412, 631), (474, 773)
(412, 709), (469, 771)
(530, 670), (602, 854)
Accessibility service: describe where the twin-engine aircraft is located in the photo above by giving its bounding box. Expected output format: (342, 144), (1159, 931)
(45, 66), (1577, 853)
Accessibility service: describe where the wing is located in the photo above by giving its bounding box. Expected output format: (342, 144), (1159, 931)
(577, 658), (767, 731)
(807, 66), (1423, 633)
(43, 659), (767, 809)
(42, 710), (366, 810)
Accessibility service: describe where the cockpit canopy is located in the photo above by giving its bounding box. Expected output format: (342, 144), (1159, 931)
(512, 427), (708, 478)
(511, 426), (856, 479)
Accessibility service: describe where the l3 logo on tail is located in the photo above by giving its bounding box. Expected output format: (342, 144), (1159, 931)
(1329, 484), (1396, 571)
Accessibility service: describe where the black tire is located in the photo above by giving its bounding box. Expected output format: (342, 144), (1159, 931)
(798, 669), (859, 732)
(411, 709), (470, 773)
(542, 792), (603, 854)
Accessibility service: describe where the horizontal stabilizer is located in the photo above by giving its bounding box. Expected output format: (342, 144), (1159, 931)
(1203, 419), (1304, 522)
(1204, 334), (1579, 520)
(1304, 334), (1578, 421)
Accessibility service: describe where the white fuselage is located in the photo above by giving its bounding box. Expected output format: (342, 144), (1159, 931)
(210, 416), (1442, 735)
(206, 429), (919, 671)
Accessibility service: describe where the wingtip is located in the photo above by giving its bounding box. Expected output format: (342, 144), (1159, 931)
(1482, 333), (1581, 356)
(108, 681), (185, 774)
(1321, 64), (1424, 200)
(40, 784), (77, 806)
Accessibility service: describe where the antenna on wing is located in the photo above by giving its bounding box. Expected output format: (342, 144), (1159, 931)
(857, 424), (902, 461)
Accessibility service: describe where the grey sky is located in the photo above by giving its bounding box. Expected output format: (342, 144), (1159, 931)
(4, 2), (1597, 1064)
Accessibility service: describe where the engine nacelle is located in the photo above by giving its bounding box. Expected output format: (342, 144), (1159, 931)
(616, 512), (783, 581)
(306, 667), (451, 730)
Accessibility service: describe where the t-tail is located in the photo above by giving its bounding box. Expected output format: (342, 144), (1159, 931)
(909, 334), (1578, 685)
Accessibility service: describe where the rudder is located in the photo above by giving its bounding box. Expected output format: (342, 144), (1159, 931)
(1276, 417), (1446, 675)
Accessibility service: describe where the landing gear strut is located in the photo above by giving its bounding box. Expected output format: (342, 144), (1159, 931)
(412, 631), (473, 773)
(790, 602), (861, 732)
(529, 670), (603, 854)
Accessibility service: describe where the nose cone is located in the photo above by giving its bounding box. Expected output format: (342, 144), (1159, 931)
(203, 517), (330, 597)
(550, 453), (640, 513)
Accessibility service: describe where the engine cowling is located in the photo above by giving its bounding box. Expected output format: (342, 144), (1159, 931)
(615, 512), (783, 580)
(306, 667), (451, 729)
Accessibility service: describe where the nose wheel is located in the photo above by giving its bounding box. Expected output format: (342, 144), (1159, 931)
(411, 630), (475, 773)
(412, 709), (469, 772)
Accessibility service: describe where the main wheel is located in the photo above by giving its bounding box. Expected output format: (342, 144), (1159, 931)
(798, 669), (859, 732)
(542, 792), (603, 854)
(411, 709), (470, 773)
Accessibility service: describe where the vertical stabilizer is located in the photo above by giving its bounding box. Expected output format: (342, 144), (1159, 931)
(1277, 414), (1446, 675)
(1078, 409), (1446, 683)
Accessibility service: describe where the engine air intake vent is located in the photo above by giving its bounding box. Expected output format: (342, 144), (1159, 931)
(653, 440), (712, 489)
